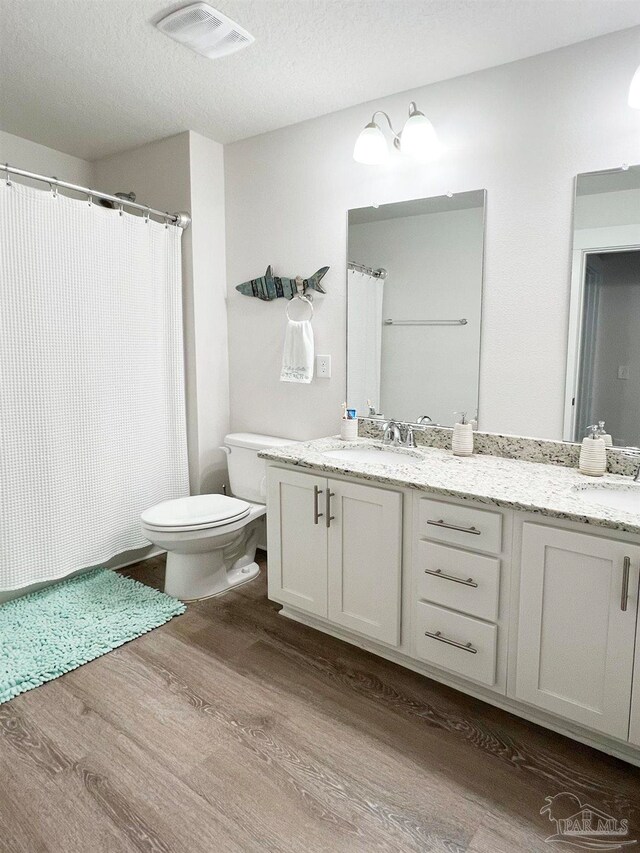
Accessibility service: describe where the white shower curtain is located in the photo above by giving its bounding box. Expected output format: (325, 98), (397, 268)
(0, 181), (189, 590)
(347, 267), (385, 417)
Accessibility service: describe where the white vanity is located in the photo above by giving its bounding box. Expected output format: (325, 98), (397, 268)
(262, 437), (640, 766)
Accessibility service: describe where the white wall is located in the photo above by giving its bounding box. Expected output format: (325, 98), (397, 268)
(94, 131), (230, 494)
(348, 206), (483, 425)
(187, 131), (230, 493)
(225, 26), (640, 440)
(0, 129), (92, 186)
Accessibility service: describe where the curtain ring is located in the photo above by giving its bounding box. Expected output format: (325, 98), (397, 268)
(4, 163), (11, 187)
(286, 294), (314, 321)
(87, 192), (93, 206)
(144, 207), (150, 224)
(164, 213), (170, 229)
(50, 177), (58, 198)
(118, 202), (124, 217)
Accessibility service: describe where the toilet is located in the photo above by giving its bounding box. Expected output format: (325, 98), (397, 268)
(140, 433), (296, 600)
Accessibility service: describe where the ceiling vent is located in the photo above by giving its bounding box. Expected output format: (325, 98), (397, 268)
(156, 3), (254, 59)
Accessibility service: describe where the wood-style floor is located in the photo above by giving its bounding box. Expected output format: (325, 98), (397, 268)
(1, 553), (639, 852)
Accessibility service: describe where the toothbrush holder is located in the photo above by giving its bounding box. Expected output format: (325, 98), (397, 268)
(340, 418), (358, 441)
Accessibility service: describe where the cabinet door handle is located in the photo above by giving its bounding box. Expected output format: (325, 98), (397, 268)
(325, 490), (335, 529)
(424, 630), (478, 654)
(621, 556), (631, 612)
(427, 519), (481, 536)
(424, 568), (478, 588)
(313, 485), (324, 525)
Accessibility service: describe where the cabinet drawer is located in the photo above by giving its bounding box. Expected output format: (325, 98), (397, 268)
(418, 498), (502, 554)
(416, 541), (500, 621)
(414, 601), (497, 686)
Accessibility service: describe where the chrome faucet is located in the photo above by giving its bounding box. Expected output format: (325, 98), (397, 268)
(404, 425), (417, 448)
(382, 420), (402, 446)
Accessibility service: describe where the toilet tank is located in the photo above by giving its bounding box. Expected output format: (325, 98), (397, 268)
(224, 433), (297, 504)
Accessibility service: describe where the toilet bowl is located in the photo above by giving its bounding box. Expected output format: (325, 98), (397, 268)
(140, 432), (296, 600)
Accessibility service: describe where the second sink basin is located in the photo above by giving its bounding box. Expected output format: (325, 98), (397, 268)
(574, 484), (640, 514)
(322, 446), (422, 467)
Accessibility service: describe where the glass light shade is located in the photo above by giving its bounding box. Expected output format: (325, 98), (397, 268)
(400, 112), (440, 162)
(353, 123), (389, 164)
(629, 65), (640, 109)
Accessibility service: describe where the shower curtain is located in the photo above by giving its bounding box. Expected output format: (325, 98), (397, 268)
(0, 181), (189, 590)
(347, 267), (385, 416)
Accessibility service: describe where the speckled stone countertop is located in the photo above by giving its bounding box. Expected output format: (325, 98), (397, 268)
(260, 437), (640, 536)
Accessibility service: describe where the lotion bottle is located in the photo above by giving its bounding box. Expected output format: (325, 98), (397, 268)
(579, 425), (607, 476)
(452, 411), (474, 457)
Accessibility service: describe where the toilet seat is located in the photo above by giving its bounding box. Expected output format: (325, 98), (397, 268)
(140, 494), (251, 533)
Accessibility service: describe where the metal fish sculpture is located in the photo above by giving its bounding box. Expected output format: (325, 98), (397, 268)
(235, 265), (328, 301)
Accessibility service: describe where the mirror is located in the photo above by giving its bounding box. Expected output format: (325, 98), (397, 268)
(347, 190), (486, 427)
(564, 166), (640, 448)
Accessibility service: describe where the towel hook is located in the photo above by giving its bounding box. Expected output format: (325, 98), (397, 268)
(286, 294), (314, 321)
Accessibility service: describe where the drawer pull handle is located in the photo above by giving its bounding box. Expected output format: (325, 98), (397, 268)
(427, 519), (481, 536)
(313, 485), (324, 525)
(425, 630), (478, 654)
(325, 489), (335, 529)
(621, 556), (631, 612)
(424, 568), (478, 588)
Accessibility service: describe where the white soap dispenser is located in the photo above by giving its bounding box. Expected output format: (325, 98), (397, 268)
(452, 411), (474, 457)
(579, 424), (607, 477)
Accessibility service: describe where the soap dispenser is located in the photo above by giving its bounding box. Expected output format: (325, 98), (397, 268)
(579, 424), (607, 476)
(452, 411), (474, 457)
(596, 421), (613, 447)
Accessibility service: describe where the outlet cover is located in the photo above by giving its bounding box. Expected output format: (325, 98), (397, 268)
(316, 354), (331, 378)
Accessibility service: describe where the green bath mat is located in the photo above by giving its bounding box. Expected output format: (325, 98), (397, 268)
(0, 568), (185, 704)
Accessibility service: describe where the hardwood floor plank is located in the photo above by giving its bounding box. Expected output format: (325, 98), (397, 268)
(2, 552), (639, 853)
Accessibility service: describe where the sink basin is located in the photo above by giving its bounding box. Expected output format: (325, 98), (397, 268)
(574, 484), (640, 514)
(322, 446), (422, 467)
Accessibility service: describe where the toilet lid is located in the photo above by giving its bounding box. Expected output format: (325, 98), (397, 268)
(141, 494), (251, 529)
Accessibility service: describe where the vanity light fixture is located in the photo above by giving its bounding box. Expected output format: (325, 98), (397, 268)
(629, 64), (640, 109)
(353, 102), (440, 165)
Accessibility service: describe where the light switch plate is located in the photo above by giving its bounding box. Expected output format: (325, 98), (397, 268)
(316, 354), (331, 378)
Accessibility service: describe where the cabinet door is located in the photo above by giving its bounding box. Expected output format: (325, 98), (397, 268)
(327, 479), (402, 646)
(266, 468), (328, 617)
(630, 621), (640, 746)
(515, 522), (640, 739)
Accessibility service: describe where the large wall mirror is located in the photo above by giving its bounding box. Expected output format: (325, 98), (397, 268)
(346, 190), (486, 427)
(564, 166), (640, 448)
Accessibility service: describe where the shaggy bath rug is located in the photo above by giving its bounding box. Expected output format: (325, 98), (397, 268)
(0, 568), (185, 704)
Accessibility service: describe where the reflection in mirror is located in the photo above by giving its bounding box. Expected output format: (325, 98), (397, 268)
(347, 190), (486, 428)
(564, 166), (640, 448)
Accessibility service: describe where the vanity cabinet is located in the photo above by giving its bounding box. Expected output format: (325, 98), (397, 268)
(267, 468), (403, 645)
(515, 522), (640, 739)
(265, 456), (640, 765)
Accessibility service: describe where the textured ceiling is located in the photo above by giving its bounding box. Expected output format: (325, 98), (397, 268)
(1, 0), (640, 161)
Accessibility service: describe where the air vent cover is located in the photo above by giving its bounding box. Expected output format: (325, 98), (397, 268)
(156, 3), (254, 59)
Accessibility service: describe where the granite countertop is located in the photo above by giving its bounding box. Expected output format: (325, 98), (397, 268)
(260, 437), (640, 536)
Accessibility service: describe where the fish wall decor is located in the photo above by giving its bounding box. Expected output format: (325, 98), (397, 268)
(235, 265), (329, 301)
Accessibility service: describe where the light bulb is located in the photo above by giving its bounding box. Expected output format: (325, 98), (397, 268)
(629, 64), (640, 109)
(400, 105), (440, 162)
(353, 122), (389, 165)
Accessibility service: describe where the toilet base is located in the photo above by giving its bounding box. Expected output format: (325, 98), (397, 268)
(165, 549), (261, 601)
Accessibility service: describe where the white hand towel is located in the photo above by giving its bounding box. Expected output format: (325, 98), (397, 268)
(280, 319), (314, 383)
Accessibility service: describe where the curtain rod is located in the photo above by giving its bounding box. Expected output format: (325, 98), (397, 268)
(2, 164), (191, 229)
(348, 261), (388, 279)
